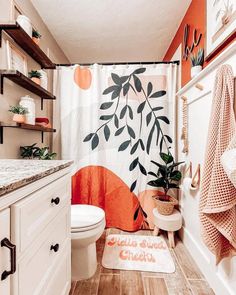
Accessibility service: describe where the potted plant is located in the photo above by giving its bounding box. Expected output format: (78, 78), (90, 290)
(190, 48), (204, 78)
(9, 105), (28, 123)
(20, 144), (57, 160)
(28, 70), (42, 85)
(38, 147), (57, 160)
(20, 143), (40, 159)
(148, 152), (183, 215)
(32, 29), (42, 45)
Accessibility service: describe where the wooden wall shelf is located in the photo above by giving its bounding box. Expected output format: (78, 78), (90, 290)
(0, 70), (56, 110)
(0, 23), (56, 69)
(0, 123), (56, 144)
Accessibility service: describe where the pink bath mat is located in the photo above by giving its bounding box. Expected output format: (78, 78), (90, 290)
(102, 234), (175, 273)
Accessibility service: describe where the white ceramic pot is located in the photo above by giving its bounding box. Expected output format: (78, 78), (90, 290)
(19, 95), (35, 125)
(16, 15), (32, 36)
(191, 65), (202, 78)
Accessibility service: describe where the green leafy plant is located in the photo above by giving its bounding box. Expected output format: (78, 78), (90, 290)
(147, 152), (184, 200)
(190, 48), (204, 67)
(9, 105), (28, 115)
(38, 147), (57, 160)
(20, 143), (40, 159)
(20, 144), (56, 160)
(28, 70), (42, 79)
(32, 29), (42, 39)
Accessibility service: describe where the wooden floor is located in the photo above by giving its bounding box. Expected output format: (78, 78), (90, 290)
(69, 228), (215, 295)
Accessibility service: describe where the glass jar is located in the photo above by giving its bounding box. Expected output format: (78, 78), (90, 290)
(19, 95), (35, 125)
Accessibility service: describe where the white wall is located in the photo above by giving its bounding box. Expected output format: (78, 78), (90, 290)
(176, 43), (236, 295)
(0, 0), (69, 158)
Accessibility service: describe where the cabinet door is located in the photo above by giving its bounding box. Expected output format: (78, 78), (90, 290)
(0, 208), (11, 295)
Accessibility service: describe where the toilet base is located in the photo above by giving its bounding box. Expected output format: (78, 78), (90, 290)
(72, 242), (97, 280)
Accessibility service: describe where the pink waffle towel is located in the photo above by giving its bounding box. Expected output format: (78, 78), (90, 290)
(199, 64), (236, 264)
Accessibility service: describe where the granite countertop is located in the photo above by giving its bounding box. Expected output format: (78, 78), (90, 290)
(0, 159), (73, 197)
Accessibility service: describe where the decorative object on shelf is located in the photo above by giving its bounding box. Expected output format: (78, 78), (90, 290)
(148, 152), (183, 215)
(206, 0), (236, 60)
(20, 143), (57, 160)
(190, 48), (204, 78)
(6, 40), (28, 75)
(16, 14), (32, 36)
(35, 117), (51, 128)
(38, 69), (48, 90)
(181, 96), (188, 153)
(8, 105), (28, 123)
(19, 95), (35, 125)
(28, 70), (42, 85)
(183, 24), (202, 60)
(32, 28), (42, 45)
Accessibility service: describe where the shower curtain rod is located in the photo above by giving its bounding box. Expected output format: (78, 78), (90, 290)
(56, 60), (180, 66)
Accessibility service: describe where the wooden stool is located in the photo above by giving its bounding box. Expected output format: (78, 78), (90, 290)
(152, 208), (182, 248)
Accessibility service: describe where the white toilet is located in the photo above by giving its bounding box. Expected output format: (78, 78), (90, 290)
(71, 204), (105, 280)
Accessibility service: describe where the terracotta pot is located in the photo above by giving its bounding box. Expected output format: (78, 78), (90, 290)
(31, 77), (41, 85)
(13, 114), (25, 124)
(32, 37), (40, 45)
(153, 194), (178, 216)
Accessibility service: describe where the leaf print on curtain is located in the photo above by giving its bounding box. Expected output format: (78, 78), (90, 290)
(54, 63), (177, 231)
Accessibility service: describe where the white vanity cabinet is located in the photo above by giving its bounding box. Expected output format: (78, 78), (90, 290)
(0, 164), (72, 295)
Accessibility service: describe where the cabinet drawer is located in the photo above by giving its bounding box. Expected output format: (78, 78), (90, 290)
(13, 206), (70, 295)
(44, 247), (71, 295)
(11, 175), (71, 254)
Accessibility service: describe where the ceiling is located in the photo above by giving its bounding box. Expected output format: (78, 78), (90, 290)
(32, 0), (191, 63)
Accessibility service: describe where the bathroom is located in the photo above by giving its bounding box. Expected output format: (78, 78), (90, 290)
(0, 0), (235, 294)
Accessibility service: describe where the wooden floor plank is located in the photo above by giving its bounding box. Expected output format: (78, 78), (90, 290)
(97, 274), (120, 295)
(120, 270), (144, 295)
(143, 277), (168, 295)
(73, 264), (101, 295)
(189, 280), (215, 295)
(174, 238), (204, 280)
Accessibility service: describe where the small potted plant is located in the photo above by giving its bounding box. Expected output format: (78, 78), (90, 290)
(38, 147), (57, 160)
(9, 105), (28, 123)
(20, 143), (40, 159)
(28, 70), (42, 85)
(32, 29), (42, 45)
(190, 48), (204, 78)
(148, 152), (183, 215)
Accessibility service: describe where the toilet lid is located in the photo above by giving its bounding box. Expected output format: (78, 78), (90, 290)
(71, 205), (105, 230)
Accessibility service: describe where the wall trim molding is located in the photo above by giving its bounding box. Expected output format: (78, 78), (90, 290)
(181, 227), (234, 295)
(176, 41), (236, 96)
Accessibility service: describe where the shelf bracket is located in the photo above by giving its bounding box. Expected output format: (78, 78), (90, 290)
(0, 126), (3, 144)
(0, 75), (3, 95)
(41, 98), (44, 110)
(41, 131), (44, 143)
(0, 29), (2, 48)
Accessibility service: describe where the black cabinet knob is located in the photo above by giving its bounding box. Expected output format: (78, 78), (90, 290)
(51, 197), (60, 205)
(50, 243), (59, 252)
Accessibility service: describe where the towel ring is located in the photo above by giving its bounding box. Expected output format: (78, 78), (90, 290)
(191, 164), (200, 188)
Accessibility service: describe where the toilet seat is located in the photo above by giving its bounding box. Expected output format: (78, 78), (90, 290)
(71, 204), (105, 233)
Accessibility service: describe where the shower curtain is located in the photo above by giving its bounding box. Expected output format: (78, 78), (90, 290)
(54, 63), (177, 231)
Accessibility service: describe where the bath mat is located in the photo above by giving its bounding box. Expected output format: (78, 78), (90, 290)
(102, 234), (175, 273)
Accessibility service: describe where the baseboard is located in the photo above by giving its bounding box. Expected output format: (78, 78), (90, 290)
(180, 227), (233, 295)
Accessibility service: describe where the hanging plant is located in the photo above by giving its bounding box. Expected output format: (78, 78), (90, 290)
(83, 67), (172, 195)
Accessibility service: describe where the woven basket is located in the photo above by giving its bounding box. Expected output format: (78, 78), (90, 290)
(153, 195), (178, 215)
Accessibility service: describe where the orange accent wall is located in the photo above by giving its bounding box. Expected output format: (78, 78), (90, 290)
(163, 0), (236, 87)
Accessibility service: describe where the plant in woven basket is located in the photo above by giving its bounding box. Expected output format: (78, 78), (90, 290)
(148, 152), (183, 215)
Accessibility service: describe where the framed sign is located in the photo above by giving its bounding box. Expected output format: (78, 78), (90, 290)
(206, 0), (236, 60)
(6, 40), (28, 75)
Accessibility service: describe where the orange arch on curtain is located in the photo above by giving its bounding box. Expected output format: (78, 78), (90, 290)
(72, 166), (145, 231)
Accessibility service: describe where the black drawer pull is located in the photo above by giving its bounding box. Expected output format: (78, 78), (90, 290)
(1, 238), (16, 281)
(51, 197), (60, 205)
(50, 243), (59, 252)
